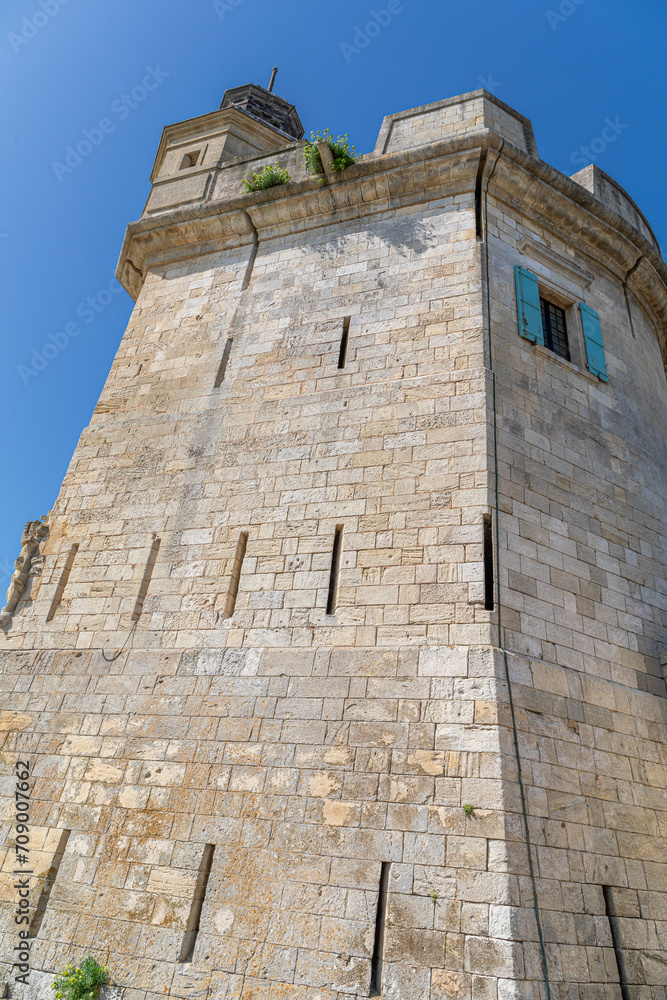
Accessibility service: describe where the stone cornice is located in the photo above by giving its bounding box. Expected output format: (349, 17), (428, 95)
(116, 139), (484, 298)
(117, 129), (667, 369)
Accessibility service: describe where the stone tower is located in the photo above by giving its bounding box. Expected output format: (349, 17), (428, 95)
(2, 83), (667, 1000)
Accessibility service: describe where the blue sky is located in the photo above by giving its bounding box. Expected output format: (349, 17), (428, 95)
(1, 0), (665, 583)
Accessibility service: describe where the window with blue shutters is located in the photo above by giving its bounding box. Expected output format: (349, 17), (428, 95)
(579, 303), (608, 382)
(515, 265), (609, 382)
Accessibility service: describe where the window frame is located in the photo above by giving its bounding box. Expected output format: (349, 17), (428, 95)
(533, 280), (586, 371)
(515, 262), (608, 382)
(540, 296), (571, 362)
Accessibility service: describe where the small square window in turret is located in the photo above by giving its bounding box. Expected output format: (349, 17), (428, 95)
(180, 150), (200, 169)
(540, 298), (570, 361)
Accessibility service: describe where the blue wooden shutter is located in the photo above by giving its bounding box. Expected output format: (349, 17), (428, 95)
(579, 303), (608, 381)
(514, 266), (544, 345)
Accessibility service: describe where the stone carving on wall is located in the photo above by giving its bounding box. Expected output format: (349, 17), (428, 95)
(0, 518), (49, 627)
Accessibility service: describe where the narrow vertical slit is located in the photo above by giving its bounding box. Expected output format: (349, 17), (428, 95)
(241, 240), (258, 290)
(326, 525), (343, 615)
(240, 213), (259, 291)
(214, 338), (233, 388)
(30, 829), (70, 938)
(338, 316), (351, 369)
(622, 285), (636, 339)
(603, 885), (631, 1000)
(483, 514), (494, 611)
(46, 544), (79, 621)
(179, 844), (215, 963)
(370, 861), (390, 996)
(622, 255), (642, 341)
(131, 535), (160, 622)
(224, 531), (248, 619)
(474, 148), (489, 241)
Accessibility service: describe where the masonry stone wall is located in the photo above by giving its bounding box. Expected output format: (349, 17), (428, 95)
(483, 152), (667, 997)
(7, 188), (493, 650)
(373, 93), (537, 158)
(1, 89), (667, 1000)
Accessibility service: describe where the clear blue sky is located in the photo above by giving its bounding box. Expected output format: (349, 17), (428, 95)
(1, 0), (665, 583)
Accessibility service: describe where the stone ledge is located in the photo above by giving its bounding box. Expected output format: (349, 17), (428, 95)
(115, 131), (667, 379)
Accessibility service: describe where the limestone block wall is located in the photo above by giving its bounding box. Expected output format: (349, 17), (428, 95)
(6, 190), (495, 653)
(0, 164), (519, 998)
(1, 644), (524, 1000)
(487, 171), (667, 688)
(5, 642), (664, 999)
(482, 153), (667, 997)
(373, 91), (538, 158)
(506, 649), (667, 999)
(1, 89), (667, 1000)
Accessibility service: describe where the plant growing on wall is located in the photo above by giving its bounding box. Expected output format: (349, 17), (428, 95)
(241, 164), (291, 192)
(304, 130), (357, 175)
(53, 957), (110, 1000)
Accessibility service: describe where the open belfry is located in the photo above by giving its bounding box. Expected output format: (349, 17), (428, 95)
(2, 79), (667, 1000)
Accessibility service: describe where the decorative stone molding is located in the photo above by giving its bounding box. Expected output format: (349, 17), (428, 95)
(0, 517), (49, 628)
(517, 235), (595, 294)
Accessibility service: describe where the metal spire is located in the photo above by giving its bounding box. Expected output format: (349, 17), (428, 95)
(267, 66), (278, 93)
